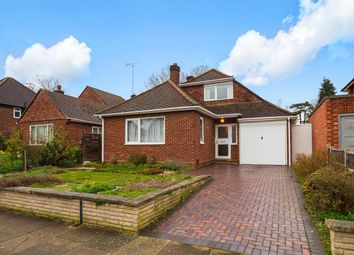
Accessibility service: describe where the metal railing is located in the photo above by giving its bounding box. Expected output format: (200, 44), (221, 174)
(328, 146), (354, 171)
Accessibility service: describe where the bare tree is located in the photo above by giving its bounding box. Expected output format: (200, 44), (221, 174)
(145, 65), (209, 89)
(26, 75), (61, 92)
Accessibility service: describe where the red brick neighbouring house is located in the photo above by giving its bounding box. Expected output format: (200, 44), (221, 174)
(19, 85), (124, 145)
(309, 78), (354, 151)
(79, 86), (125, 107)
(98, 64), (296, 167)
(0, 77), (36, 138)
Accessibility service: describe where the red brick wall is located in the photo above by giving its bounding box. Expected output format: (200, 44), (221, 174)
(79, 87), (106, 106)
(103, 111), (218, 167)
(182, 80), (261, 106)
(0, 105), (19, 138)
(66, 122), (96, 144)
(310, 96), (354, 151)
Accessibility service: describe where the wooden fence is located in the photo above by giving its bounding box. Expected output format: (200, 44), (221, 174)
(327, 146), (354, 171)
(82, 133), (102, 163)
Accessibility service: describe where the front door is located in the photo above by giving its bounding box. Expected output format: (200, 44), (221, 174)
(215, 125), (231, 159)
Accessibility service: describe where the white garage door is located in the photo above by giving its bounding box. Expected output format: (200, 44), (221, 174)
(240, 121), (287, 165)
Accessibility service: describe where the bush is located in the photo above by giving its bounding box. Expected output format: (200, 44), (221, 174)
(293, 151), (327, 178)
(0, 174), (61, 188)
(5, 129), (24, 157)
(128, 154), (147, 166)
(0, 151), (23, 174)
(39, 127), (82, 167)
(0, 133), (6, 151)
(303, 164), (354, 214)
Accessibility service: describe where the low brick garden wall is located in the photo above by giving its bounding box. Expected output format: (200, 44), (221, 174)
(0, 175), (211, 232)
(326, 219), (354, 255)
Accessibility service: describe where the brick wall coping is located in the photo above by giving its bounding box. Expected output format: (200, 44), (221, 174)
(326, 219), (354, 233)
(2, 175), (211, 207)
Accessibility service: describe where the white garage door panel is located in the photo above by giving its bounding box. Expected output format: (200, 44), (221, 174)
(240, 121), (287, 165)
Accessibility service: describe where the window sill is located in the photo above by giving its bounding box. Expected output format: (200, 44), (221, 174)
(125, 143), (165, 146)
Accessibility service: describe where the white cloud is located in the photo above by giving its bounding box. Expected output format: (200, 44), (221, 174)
(282, 15), (294, 25)
(219, 0), (354, 86)
(5, 36), (91, 84)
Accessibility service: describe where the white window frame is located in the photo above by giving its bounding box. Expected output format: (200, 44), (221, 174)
(204, 82), (233, 101)
(92, 126), (102, 134)
(231, 124), (237, 145)
(13, 107), (22, 119)
(125, 116), (165, 145)
(29, 124), (54, 146)
(200, 117), (205, 144)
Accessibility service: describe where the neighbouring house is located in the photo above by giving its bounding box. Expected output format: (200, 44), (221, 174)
(0, 77), (36, 138)
(310, 77), (354, 151)
(19, 85), (124, 145)
(98, 64), (296, 167)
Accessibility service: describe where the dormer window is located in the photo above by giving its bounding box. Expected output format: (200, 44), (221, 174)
(13, 107), (22, 119)
(204, 82), (233, 101)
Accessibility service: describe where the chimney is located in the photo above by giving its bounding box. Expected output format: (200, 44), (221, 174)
(54, 85), (64, 94)
(131, 94), (136, 98)
(169, 63), (180, 85)
(186, 75), (194, 82)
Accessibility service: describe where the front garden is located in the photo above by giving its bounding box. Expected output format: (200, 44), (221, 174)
(293, 152), (354, 254)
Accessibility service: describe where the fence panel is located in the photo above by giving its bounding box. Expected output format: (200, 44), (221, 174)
(347, 152), (354, 170)
(82, 133), (102, 163)
(328, 146), (354, 171)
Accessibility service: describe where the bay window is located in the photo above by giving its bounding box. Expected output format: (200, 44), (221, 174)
(126, 117), (165, 144)
(30, 124), (54, 145)
(204, 82), (233, 101)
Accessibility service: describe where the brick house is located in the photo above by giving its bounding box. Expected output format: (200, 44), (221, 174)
(309, 78), (354, 151)
(0, 77), (36, 138)
(19, 85), (124, 145)
(98, 64), (295, 167)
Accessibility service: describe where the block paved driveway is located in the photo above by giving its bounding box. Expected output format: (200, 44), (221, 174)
(145, 164), (324, 255)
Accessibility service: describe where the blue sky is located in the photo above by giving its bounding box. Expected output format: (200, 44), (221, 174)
(1, 0), (353, 108)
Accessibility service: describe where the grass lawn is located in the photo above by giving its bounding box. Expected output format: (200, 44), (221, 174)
(1, 164), (193, 199)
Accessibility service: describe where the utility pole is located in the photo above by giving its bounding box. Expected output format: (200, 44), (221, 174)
(126, 63), (139, 96)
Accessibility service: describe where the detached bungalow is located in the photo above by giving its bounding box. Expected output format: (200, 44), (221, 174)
(0, 77), (35, 137)
(98, 64), (295, 167)
(19, 85), (124, 145)
(310, 78), (354, 151)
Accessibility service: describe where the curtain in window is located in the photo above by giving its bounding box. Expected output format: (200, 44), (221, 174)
(37, 125), (47, 144)
(30, 126), (36, 144)
(217, 85), (228, 99)
(140, 118), (163, 143)
(127, 120), (139, 142)
(205, 86), (215, 100)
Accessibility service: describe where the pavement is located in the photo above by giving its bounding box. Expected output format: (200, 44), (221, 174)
(0, 209), (240, 255)
(144, 164), (325, 255)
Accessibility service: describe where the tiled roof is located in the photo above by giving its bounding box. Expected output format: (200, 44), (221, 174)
(86, 86), (125, 107)
(341, 78), (354, 92)
(181, 69), (232, 85)
(99, 80), (199, 115)
(0, 77), (36, 107)
(44, 90), (104, 124)
(206, 102), (292, 118)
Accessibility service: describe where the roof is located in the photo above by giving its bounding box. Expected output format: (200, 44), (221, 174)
(43, 90), (105, 124)
(341, 77), (354, 92)
(206, 101), (292, 118)
(99, 80), (200, 115)
(309, 94), (354, 118)
(81, 86), (125, 107)
(180, 69), (232, 86)
(0, 77), (36, 107)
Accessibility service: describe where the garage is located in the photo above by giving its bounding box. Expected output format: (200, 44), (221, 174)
(239, 121), (288, 165)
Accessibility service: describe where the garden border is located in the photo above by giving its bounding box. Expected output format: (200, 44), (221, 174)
(0, 175), (211, 232)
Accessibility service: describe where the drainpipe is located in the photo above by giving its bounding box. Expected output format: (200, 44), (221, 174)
(288, 117), (292, 166)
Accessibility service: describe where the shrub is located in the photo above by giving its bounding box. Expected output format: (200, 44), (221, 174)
(293, 151), (327, 178)
(0, 151), (23, 174)
(5, 129), (24, 157)
(303, 164), (354, 214)
(39, 127), (82, 167)
(0, 133), (6, 151)
(128, 154), (147, 166)
(0, 174), (61, 188)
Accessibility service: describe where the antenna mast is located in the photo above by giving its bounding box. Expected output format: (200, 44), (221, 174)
(126, 62), (139, 95)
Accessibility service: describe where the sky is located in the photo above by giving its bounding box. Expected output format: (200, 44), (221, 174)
(1, 0), (354, 108)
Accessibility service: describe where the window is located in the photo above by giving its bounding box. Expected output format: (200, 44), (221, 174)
(200, 117), (204, 144)
(13, 107), (21, 119)
(126, 117), (165, 144)
(231, 124), (237, 144)
(29, 124), (54, 145)
(204, 82), (233, 101)
(92, 126), (102, 134)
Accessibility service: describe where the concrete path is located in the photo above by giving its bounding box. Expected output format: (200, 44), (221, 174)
(144, 164), (324, 255)
(0, 209), (240, 255)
